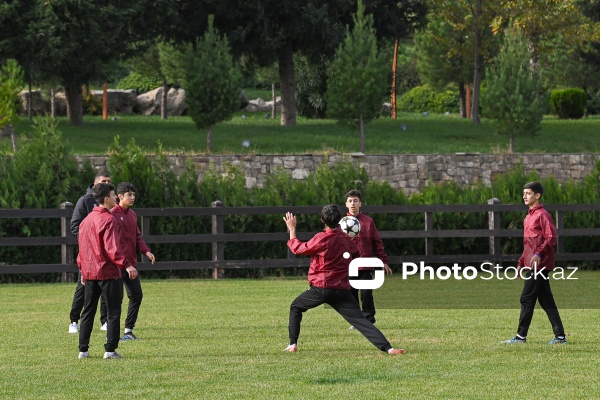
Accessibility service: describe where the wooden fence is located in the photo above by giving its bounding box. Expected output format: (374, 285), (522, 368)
(1, 200), (599, 280)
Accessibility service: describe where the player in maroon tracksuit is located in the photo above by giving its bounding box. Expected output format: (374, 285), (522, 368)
(111, 182), (155, 341)
(282, 204), (405, 355)
(345, 189), (392, 325)
(502, 181), (566, 345)
(77, 183), (138, 359)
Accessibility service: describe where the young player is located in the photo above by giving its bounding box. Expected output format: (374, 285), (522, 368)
(282, 205), (405, 355)
(77, 183), (138, 359)
(111, 182), (155, 341)
(502, 181), (567, 345)
(68, 172), (111, 333)
(345, 189), (392, 328)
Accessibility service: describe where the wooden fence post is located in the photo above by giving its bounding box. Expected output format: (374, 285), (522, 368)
(60, 202), (75, 283)
(555, 210), (564, 254)
(488, 198), (501, 256)
(425, 211), (433, 256)
(212, 200), (224, 279)
(140, 215), (151, 263)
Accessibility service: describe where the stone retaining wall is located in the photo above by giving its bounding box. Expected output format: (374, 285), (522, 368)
(78, 153), (600, 195)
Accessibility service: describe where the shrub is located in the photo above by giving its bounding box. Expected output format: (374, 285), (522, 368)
(82, 85), (102, 115)
(550, 88), (587, 119)
(586, 90), (600, 115)
(295, 54), (329, 119)
(397, 84), (459, 114)
(116, 72), (162, 94)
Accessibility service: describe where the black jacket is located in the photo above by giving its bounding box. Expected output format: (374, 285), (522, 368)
(70, 184), (99, 237)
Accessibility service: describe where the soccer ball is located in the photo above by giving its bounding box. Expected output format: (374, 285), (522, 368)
(339, 216), (361, 238)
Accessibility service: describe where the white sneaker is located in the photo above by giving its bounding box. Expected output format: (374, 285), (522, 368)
(103, 351), (124, 359)
(283, 344), (298, 353)
(78, 351), (89, 359)
(100, 322), (107, 331)
(69, 322), (78, 334)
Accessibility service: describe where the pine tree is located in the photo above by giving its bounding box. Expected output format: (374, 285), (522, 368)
(0, 59), (24, 151)
(482, 28), (545, 153)
(183, 17), (242, 153)
(325, 0), (388, 153)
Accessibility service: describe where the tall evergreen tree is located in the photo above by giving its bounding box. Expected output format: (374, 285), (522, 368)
(182, 18), (242, 153)
(326, 0), (388, 153)
(0, 59), (24, 151)
(482, 28), (545, 153)
(415, 18), (473, 117)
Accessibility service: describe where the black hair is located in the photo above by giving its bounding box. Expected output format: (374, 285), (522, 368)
(94, 172), (110, 183)
(92, 182), (115, 204)
(321, 204), (342, 228)
(94, 171), (111, 181)
(524, 181), (543, 197)
(116, 182), (137, 195)
(345, 189), (362, 201)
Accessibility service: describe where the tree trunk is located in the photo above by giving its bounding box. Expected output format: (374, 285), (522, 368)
(65, 84), (84, 126)
(471, 0), (483, 125)
(459, 82), (466, 118)
(102, 82), (108, 120)
(278, 41), (296, 126)
(359, 114), (365, 153)
(28, 79), (32, 120)
(509, 133), (515, 153)
(50, 87), (56, 119)
(7, 125), (17, 152)
(271, 82), (276, 119)
(161, 78), (168, 120)
(207, 125), (212, 154)
(391, 39), (399, 119)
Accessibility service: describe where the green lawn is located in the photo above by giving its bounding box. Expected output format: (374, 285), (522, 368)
(1, 275), (598, 399)
(4, 113), (600, 155)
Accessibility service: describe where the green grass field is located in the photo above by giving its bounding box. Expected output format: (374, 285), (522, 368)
(2, 275), (599, 399)
(5, 113), (600, 155)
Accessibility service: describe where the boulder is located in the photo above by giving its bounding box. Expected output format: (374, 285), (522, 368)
(18, 90), (47, 115)
(166, 88), (187, 116)
(135, 87), (160, 115)
(239, 90), (249, 110)
(91, 89), (137, 114)
(242, 96), (281, 112)
(135, 87), (187, 116)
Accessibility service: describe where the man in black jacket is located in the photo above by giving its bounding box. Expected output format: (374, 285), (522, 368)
(68, 172), (111, 334)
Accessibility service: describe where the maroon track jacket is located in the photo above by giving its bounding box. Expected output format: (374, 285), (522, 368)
(77, 207), (131, 280)
(111, 204), (150, 267)
(518, 204), (557, 271)
(287, 227), (360, 290)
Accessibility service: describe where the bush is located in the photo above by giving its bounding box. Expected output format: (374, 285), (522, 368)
(550, 88), (587, 119)
(295, 54), (329, 119)
(586, 90), (600, 115)
(82, 85), (102, 115)
(116, 72), (162, 94)
(397, 84), (459, 114)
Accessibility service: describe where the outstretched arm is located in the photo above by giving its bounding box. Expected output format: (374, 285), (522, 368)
(283, 212), (297, 240)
